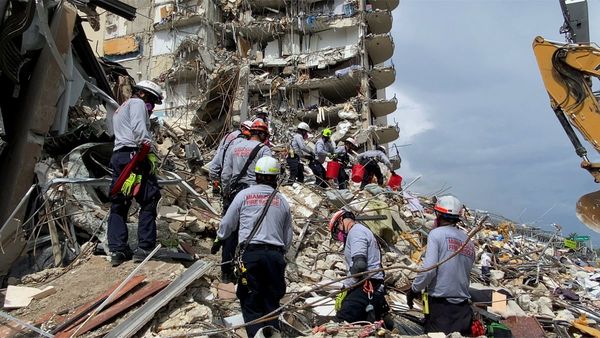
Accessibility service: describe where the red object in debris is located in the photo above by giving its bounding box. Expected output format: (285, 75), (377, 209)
(351, 164), (365, 183)
(471, 319), (486, 336)
(326, 161), (341, 180)
(387, 173), (403, 191)
(110, 142), (150, 197)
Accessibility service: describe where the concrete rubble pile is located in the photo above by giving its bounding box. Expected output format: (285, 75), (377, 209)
(3, 1), (600, 338)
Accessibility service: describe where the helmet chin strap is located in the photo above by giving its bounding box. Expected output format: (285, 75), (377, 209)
(145, 102), (155, 113)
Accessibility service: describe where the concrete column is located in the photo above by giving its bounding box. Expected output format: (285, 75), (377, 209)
(359, 0), (372, 148)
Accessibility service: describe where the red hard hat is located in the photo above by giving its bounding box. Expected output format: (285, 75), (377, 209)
(328, 210), (346, 234)
(250, 120), (269, 134)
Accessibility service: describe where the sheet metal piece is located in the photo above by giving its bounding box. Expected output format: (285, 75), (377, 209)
(105, 260), (213, 338)
(501, 316), (545, 338)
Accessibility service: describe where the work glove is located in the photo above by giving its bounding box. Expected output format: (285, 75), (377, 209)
(148, 153), (159, 175)
(212, 180), (221, 194)
(406, 288), (419, 309)
(334, 289), (347, 311)
(211, 238), (222, 255)
(121, 173), (142, 196)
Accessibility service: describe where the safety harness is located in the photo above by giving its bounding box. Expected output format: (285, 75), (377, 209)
(224, 143), (264, 199)
(233, 186), (278, 284)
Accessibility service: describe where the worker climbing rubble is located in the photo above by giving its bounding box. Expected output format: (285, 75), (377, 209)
(329, 209), (392, 327)
(208, 120), (252, 194)
(406, 195), (475, 335)
(310, 128), (335, 188)
(333, 137), (359, 189)
(356, 145), (394, 190)
(214, 120), (272, 283)
(107, 80), (164, 267)
(215, 156), (292, 337)
(287, 122), (314, 183)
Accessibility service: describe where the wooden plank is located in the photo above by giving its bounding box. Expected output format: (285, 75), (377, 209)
(105, 260), (213, 338)
(55, 280), (169, 337)
(50, 275), (145, 333)
(491, 291), (507, 313)
(45, 203), (63, 266)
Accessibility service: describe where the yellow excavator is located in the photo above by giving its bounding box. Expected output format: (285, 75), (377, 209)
(532, 0), (600, 232)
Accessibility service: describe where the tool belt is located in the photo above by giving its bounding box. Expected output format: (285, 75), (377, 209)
(244, 243), (284, 253)
(362, 279), (389, 321)
(428, 296), (469, 305)
(223, 182), (249, 201)
(115, 146), (138, 153)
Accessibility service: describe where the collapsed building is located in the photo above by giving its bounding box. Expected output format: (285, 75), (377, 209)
(2, 1), (600, 338)
(92, 0), (400, 149)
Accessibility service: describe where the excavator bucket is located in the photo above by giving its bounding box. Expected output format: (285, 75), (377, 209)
(576, 190), (600, 233)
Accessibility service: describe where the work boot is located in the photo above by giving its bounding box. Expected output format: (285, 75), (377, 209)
(133, 247), (153, 263)
(383, 313), (395, 330)
(221, 270), (236, 284)
(110, 249), (133, 267)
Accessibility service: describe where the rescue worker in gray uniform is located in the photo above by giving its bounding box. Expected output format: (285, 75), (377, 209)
(108, 80), (163, 266)
(407, 195), (475, 335)
(356, 146), (393, 190)
(333, 137), (358, 189)
(216, 156), (293, 337)
(287, 122), (314, 183)
(311, 128), (335, 188)
(213, 120), (272, 283)
(329, 209), (390, 325)
(208, 121), (252, 193)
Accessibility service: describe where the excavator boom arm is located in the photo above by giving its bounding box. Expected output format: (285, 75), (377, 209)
(533, 36), (600, 233)
(533, 37), (600, 158)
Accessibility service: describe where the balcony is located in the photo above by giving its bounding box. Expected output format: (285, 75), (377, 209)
(365, 10), (392, 34)
(370, 96), (397, 118)
(367, 0), (399, 11)
(365, 34), (394, 65)
(371, 125), (399, 144)
(369, 65), (395, 89)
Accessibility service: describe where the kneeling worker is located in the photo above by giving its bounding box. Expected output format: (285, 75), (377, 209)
(356, 146), (393, 190)
(406, 195), (475, 335)
(216, 156), (293, 337)
(329, 209), (390, 325)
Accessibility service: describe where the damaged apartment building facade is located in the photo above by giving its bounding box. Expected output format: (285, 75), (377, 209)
(0, 0), (400, 285)
(94, 0), (400, 150)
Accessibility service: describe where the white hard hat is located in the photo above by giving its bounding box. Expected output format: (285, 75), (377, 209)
(257, 107), (269, 116)
(297, 122), (310, 132)
(255, 156), (280, 175)
(241, 120), (253, 129)
(345, 137), (358, 148)
(434, 196), (463, 217)
(134, 80), (163, 104)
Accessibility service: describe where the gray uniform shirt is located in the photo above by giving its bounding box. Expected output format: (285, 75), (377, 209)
(334, 145), (350, 163)
(221, 139), (272, 190)
(357, 150), (393, 170)
(112, 98), (151, 151)
(315, 138), (335, 164)
(290, 133), (313, 157)
(411, 225), (475, 303)
(209, 130), (242, 180)
(343, 223), (384, 287)
(218, 184), (293, 251)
